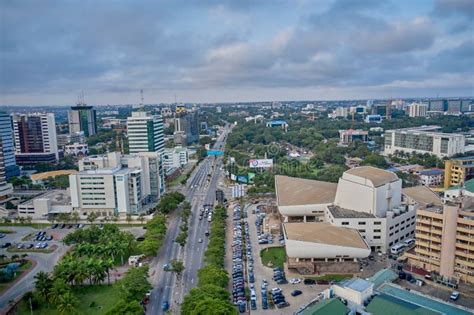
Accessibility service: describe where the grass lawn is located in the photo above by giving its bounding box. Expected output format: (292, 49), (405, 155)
(168, 172), (188, 187)
(0, 223), (50, 229)
(7, 245), (56, 254)
(0, 229), (15, 233)
(304, 274), (352, 282)
(260, 247), (286, 269)
(16, 284), (121, 315)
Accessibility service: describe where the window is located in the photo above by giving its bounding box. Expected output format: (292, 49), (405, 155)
(359, 229), (366, 233)
(374, 229), (381, 233)
(374, 221), (382, 225)
(389, 232), (394, 236)
(390, 226), (394, 230)
(374, 236), (381, 239)
(342, 222), (349, 225)
(395, 223), (400, 227)
(358, 222), (366, 225)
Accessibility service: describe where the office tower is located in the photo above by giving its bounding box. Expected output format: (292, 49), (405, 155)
(127, 111), (165, 154)
(173, 110), (199, 145)
(384, 126), (465, 158)
(0, 112), (19, 178)
(13, 113), (59, 164)
(0, 138), (13, 198)
(407, 103), (428, 117)
(406, 197), (474, 284)
(68, 104), (97, 137)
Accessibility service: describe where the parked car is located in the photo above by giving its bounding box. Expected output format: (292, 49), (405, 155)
(291, 290), (302, 296)
(162, 301), (169, 311)
(450, 291), (460, 301)
(304, 279), (316, 285)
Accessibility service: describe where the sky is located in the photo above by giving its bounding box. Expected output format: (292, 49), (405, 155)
(0, 0), (473, 105)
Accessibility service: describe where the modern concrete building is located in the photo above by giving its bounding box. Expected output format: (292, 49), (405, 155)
(283, 222), (370, 274)
(415, 169), (444, 187)
(444, 179), (474, 201)
(0, 139), (13, 199)
(275, 167), (439, 253)
(163, 146), (188, 170)
(384, 126), (465, 158)
(405, 196), (474, 284)
(444, 156), (474, 189)
(18, 190), (72, 219)
(13, 113), (59, 164)
(127, 111), (165, 154)
(332, 278), (374, 306)
(339, 129), (369, 145)
(0, 112), (19, 178)
(407, 102), (428, 117)
(57, 131), (85, 148)
(65, 143), (88, 157)
(173, 110), (199, 145)
(68, 104), (97, 137)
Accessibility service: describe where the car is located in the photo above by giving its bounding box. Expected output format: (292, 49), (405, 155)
(304, 279), (316, 285)
(450, 291), (460, 301)
(205, 231), (210, 236)
(59, 224), (66, 229)
(276, 301), (290, 309)
(27, 243), (34, 249)
(289, 278), (301, 284)
(1, 242), (11, 248)
(46, 236), (53, 241)
(0, 233), (5, 239)
(368, 255), (375, 261)
(291, 290), (302, 296)
(163, 263), (172, 271)
(198, 238), (203, 243)
(52, 224), (58, 229)
(162, 301), (169, 311)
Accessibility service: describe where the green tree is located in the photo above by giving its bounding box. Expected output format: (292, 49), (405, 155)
(56, 291), (78, 315)
(34, 271), (53, 303)
(181, 285), (232, 315)
(169, 259), (185, 279)
(118, 266), (152, 302)
(105, 300), (144, 315)
(49, 278), (70, 305)
(86, 212), (98, 225)
(197, 264), (229, 288)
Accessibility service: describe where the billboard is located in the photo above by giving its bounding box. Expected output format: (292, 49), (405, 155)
(207, 150), (224, 156)
(237, 175), (248, 183)
(249, 159), (273, 168)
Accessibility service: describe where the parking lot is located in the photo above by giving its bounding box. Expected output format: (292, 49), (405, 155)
(242, 203), (330, 314)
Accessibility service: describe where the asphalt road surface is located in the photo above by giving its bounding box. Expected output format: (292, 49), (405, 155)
(147, 125), (231, 314)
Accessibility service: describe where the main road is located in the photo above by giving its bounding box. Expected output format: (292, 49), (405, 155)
(147, 124), (231, 314)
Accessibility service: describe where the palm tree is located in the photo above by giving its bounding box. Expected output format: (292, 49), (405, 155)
(71, 211), (80, 225)
(56, 291), (78, 315)
(102, 258), (114, 285)
(34, 271), (52, 302)
(49, 279), (69, 305)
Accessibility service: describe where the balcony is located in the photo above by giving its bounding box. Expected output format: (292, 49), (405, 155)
(456, 250), (474, 260)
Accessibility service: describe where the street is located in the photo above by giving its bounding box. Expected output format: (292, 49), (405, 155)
(147, 124), (231, 314)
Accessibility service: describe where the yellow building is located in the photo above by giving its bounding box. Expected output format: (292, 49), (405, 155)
(405, 197), (474, 284)
(444, 156), (474, 189)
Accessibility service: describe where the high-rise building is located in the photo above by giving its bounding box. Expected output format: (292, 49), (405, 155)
(173, 110), (199, 145)
(13, 113), (59, 165)
(384, 126), (465, 158)
(68, 104), (97, 137)
(0, 112), (19, 178)
(0, 139), (13, 198)
(406, 196), (474, 284)
(127, 111), (165, 154)
(407, 102), (428, 118)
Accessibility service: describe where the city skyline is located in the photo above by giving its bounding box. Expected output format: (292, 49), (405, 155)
(1, 0), (473, 105)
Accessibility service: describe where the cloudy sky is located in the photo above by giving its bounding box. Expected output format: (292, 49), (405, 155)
(0, 0), (473, 105)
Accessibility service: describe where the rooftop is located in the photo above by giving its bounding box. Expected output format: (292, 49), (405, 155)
(31, 169), (78, 181)
(448, 178), (474, 193)
(302, 298), (347, 315)
(328, 205), (376, 218)
(416, 169), (444, 176)
(20, 190), (71, 206)
(345, 166), (399, 187)
(339, 278), (373, 292)
(283, 222), (368, 249)
(275, 175), (337, 206)
(402, 186), (443, 207)
(366, 294), (439, 315)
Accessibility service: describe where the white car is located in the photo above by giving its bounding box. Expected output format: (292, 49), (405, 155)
(289, 278), (301, 284)
(450, 291), (460, 301)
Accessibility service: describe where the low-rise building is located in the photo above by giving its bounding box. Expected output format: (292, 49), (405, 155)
(365, 115), (382, 123)
(18, 190), (72, 219)
(415, 169), (444, 187)
(65, 143), (88, 157)
(332, 278), (374, 306)
(163, 147), (188, 171)
(444, 178), (474, 201)
(283, 222), (370, 274)
(339, 129), (368, 145)
(384, 126), (465, 158)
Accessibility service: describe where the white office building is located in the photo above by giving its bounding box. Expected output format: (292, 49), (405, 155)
(163, 147), (188, 170)
(407, 102), (428, 118)
(127, 111), (165, 154)
(384, 126), (465, 158)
